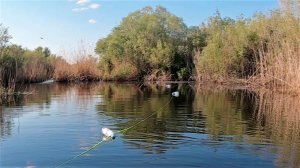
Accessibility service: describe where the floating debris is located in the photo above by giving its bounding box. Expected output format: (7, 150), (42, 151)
(40, 79), (54, 84)
(172, 91), (179, 97)
(102, 127), (115, 139)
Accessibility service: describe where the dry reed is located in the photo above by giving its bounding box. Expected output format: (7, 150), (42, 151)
(53, 56), (101, 82)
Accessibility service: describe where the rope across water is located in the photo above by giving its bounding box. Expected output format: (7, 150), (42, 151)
(54, 96), (173, 168)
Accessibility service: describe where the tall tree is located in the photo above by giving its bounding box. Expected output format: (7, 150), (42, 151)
(0, 24), (11, 57)
(34, 46), (43, 56)
(95, 6), (191, 80)
(43, 47), (51, 57)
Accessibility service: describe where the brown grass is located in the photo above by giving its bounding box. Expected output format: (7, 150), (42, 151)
(73, 56), (101, 81)
(52, 57), (73, 82)
(18, 56), (53, 83)
(53, 56), (101, 82)
(144, 69), (172, 81)
(250, 11), (300, 91)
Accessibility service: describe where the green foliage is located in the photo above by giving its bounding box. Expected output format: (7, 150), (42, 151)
(111, 62), (138, 81)
(195, 12), (260, 79)
(0, 24), (12, 57)
(43, 47), (51, 57)
(177, 67), (189, 80)
(196, 13), (245, 78)
(193, 3), (300, 88)
(26, 46), (52, 58)
(0, 25), (57, 93)
(187, 26), (208, 52)
(96, 6), (192, 80)
(0, 55), (20, 89)
(0, 25), (18, 94)
(96, 4), (300, 84)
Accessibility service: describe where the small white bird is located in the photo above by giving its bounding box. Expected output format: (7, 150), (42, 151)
(172, 91), (179, 97)
(165, 84), (171, 89)
(102, 127), (115, 139)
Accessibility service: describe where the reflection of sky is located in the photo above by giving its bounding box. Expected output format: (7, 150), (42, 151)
(0, 83), (298, 167)
(1, 85), (109, 167)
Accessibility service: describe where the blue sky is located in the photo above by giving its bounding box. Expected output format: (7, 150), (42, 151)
(1, 0), (278, 60)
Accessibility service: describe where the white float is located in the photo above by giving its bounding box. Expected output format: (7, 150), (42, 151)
(102, 127), (114, 138)
(172, 91), (179, 97)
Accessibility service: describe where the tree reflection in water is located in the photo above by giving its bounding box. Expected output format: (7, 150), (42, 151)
(97, 83), (300, 167)
(0, 83), (299, 167)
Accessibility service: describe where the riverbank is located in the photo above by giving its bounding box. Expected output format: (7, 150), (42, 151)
(1, 75), (299, 99)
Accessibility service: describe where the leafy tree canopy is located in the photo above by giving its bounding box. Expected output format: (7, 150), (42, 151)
(95, 6), (191, 79)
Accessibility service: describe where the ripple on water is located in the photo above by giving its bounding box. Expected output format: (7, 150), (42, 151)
(1, 83), (300, 168)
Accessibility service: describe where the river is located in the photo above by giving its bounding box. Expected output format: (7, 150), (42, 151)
(1, 83), (299, 167)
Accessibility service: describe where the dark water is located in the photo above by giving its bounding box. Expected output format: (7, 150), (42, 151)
(1, 83), (300, 168)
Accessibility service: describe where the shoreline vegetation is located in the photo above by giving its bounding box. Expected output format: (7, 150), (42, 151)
(1, 0), (300, 97)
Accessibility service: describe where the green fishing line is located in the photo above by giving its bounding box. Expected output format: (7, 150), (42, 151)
(54, 139), (108, 168)
(54, 97), (173, 167)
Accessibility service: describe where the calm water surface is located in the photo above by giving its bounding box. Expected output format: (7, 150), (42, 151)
(1, 83), (299, 168)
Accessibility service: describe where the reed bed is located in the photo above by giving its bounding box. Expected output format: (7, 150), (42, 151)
(53, 56), (101, 82)
(194, 2), (300, 91)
